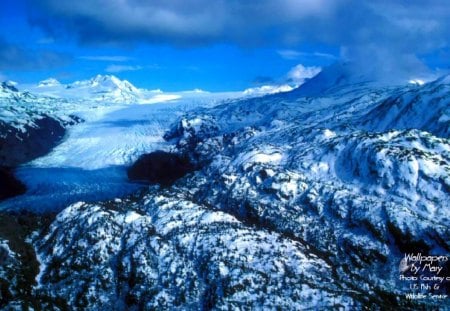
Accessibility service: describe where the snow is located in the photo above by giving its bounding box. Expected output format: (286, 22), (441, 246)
(234, 149), (284, 169)
(30, 95), (235, 170)
(139, 94), (181, 104)
(322, 129), (336, 138)
(38, 78), (61, 87)
(124, 211), (142, 223)
(2, 69), (450, 308)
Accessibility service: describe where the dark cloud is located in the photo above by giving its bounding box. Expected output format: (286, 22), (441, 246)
(28, 0), (342, 46)
(28, 1), (450, 48)
(0, 38), (71, 71)
(27, 0), (450, 78)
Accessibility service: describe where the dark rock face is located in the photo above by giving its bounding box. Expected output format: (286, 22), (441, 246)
(0, 167), (26, 200)
(127, 151), (194, 186)
(0, 212), (53, 310)
(0, 114), (82, 202)
(0, 116), (66, 167)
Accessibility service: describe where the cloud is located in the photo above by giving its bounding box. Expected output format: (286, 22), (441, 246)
(28, 0), (450, 78)
(29, 1), (450, 48)
(277, 50), (337, 61)
(29, 0), (339, 46)
(105, 64), (143, 73)
(0, 38), (71, 71)
(277, 50), (304, 60)
(286, 64), (321, 85)
(246, 63), (320, 95)
(243, 84), (294, 96)
(79, 55), (132, 62)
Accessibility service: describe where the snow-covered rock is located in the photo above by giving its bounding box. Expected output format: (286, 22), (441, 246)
(34, 195), (359, 309)
(360, 76), (450, 138)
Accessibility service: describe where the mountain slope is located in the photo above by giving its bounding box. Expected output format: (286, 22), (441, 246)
(24, 74), (450, 309)
(360, 75), (450, 138)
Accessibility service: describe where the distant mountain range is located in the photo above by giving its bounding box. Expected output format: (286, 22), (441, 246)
(30, 74), (146, 104)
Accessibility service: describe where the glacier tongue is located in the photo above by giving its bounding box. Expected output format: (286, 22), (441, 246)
(0, 88), (242, 212)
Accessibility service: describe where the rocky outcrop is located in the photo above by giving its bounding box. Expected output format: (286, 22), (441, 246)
(0, 212), (52, 310)
(0, 115), (80, 167)
(0, 167), (26, 200)
(127, 151), (194, 186)
(0, 114), (82, 201)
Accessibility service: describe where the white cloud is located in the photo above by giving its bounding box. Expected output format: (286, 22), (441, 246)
(287, 64), (321, 85)
(243, 84), (293, 96)
(245, 64), (321, 96)
(277, 50), (302, 60)
(80, 56), (133, 62)
(277, 50), (337, 60)
(105, 64), (143, 73)
(408, 79), (425, 86)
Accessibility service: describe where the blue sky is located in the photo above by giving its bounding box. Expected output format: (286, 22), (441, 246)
(1, 0), (449, 91)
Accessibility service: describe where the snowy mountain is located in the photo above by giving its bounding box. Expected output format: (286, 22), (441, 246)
(0, 67), (449, 309)
(290, 62), (369, 96)
(0, 83), (83, 159)
(361, 74), (450, 137)
(37, 78), (61, 88)
(25, 75), (254, 105)
(31, 75), (143, 104)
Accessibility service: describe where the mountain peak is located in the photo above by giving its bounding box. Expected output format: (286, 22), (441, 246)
(68, 75), (138, 92)
(91, 74), (120, 84)
(38, 78), (61, 88)
(59, 74), (141, 103)
(293, 62), (373, 97)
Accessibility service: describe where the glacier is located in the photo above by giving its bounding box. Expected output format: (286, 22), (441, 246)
(0, 76), (242, 212)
